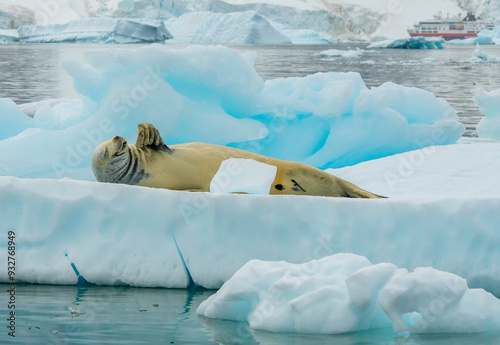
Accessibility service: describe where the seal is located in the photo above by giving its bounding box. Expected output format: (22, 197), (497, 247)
(91, 123), (385, 198)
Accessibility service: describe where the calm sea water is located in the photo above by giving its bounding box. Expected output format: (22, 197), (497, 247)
(1, 43), (500, 344)
(2, 284), (500, 345)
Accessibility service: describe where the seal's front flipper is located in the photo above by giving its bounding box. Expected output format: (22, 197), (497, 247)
(136, 122), (173, 154)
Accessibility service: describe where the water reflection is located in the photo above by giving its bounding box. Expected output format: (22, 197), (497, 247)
(0, 284), (216, 344)
(1, 284), (500, 344)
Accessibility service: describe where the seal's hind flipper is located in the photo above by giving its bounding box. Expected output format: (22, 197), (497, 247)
(347, 188), (387, 199)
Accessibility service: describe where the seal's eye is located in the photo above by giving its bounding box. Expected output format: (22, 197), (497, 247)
(102, 150), (108, 159)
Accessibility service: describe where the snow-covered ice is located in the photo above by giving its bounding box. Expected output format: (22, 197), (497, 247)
(197, 254), (500, 334)
(18, 18), (172, 43)
(368, 37), (444, 49)
(473, 88), (500, 140)
(328, 139), (500, 199)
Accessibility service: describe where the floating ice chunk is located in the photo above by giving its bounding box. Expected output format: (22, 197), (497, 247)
(165, 11), (291, 45)
(198, 254), (500, 334)
(472, 88), (500, 140)
(316, 48), (365, 58)
(68, 306), (86, 318)
(482, 25), (500, 44)
(210, 158), (277, 195)
(471, 44), (500, 62)
(18, 18), (172, 43)
(0, 45), (464, 178)
(197, 254), (385, 334)
(368, 37), (444, 49)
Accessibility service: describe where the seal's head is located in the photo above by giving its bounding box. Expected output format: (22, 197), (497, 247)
(91, 136), (130, 183)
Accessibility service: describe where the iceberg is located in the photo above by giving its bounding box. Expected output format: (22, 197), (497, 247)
(0, 29), (18, 43)
(368, 37), (444, 49)
(164, 11), (291, 45)
(17, 18), (172, 43)
(0, 45), (464, 180)
(473, 88), (500, 140)
(480, 25), (500, 44)
(197, 254), (500, 334)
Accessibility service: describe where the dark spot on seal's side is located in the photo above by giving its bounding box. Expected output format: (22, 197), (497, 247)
(291, 179), (306, 192)
(275, 184), (285, 191)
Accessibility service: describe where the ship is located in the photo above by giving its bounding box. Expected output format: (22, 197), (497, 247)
(407, 12), (494, 40)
